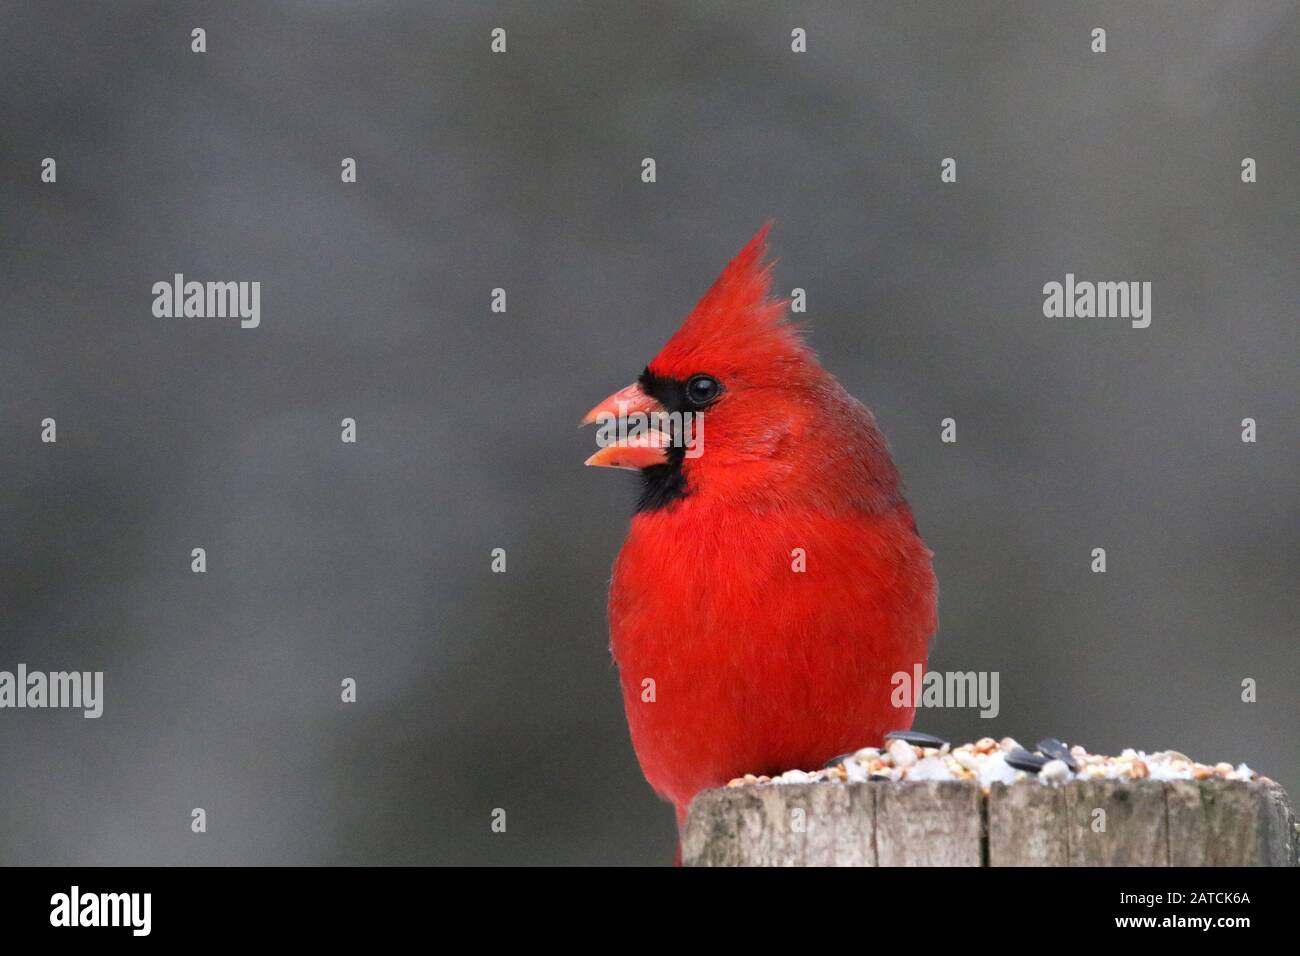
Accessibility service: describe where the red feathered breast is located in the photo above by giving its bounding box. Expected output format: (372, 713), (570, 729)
(608, 495), (937, 813)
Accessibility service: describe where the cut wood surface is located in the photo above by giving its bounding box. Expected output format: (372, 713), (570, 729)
(683, 779), (1296, 867)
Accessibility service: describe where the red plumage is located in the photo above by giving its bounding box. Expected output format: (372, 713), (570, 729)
(586, 226), (937, 851)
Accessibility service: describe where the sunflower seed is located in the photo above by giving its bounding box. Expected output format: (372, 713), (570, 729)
(1005, 748), (1049, 773)
(883, 730), (948, 748)
(822, 753), (854, 769)
(1036, 737), (1078, 771)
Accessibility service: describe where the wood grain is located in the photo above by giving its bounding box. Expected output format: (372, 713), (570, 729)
(874, 781), (982, 866)
(987, 782), (1067, 866)
(683, 783), (875, 866)
(683, 779), (1295, 867)
(1167, 779), (1298, 866)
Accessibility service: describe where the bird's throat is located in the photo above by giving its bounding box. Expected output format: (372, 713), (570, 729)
(635, 448), (688, 513)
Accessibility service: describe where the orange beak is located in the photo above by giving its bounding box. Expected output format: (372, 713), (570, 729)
(580, 382), (670, 470)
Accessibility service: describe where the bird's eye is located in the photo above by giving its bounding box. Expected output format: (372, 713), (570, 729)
(686, 374), (722, 406)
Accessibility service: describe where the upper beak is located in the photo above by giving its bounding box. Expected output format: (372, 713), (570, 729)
(579, 382), (659, 426)
(580, 382), (670, 470)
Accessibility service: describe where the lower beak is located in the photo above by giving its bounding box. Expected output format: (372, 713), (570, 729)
(580, 382), (670, 470)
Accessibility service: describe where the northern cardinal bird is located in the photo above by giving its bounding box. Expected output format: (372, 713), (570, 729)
(583, 226), (937, 857)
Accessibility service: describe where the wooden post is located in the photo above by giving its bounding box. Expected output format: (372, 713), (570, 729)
(876, 781), (982, 866)
(683, 779), (1296, 867)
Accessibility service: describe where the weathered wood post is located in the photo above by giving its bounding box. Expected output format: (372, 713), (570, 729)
(684, 779), (1296, 867)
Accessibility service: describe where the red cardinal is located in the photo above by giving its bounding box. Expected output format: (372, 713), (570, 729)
(583, 226), (937, 857)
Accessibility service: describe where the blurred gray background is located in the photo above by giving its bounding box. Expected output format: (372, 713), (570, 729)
(1, 1), (1296, 865)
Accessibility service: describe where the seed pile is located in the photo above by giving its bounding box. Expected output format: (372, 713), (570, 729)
(725, 732), (1263, 793)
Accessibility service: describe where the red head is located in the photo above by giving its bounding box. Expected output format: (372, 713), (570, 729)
(583, 226), (902, 514)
